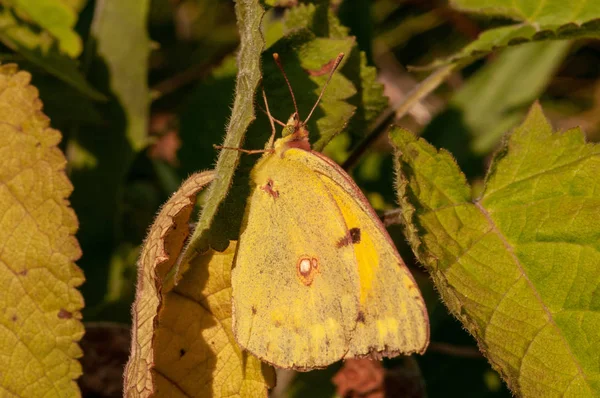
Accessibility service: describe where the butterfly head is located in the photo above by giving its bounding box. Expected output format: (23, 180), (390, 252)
(280, 112), (310, 150)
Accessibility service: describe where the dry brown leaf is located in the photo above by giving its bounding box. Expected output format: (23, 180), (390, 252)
(124, 171), (215, 396)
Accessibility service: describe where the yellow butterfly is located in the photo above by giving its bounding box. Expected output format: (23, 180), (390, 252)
(231, 53), (429, 370)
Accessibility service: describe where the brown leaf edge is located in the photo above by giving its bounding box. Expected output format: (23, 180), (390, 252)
(124, 171), (215, 397)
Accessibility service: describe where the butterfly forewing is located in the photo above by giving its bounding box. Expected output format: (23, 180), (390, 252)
(232, 148), (362, 369)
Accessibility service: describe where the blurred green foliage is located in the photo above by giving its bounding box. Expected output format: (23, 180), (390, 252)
(2, 0), (599, 396)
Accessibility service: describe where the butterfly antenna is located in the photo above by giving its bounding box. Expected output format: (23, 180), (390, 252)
(257, 93), (286, 126)
(304, 53), (345, 124)
(262, 87), (277, 148)
(273, 53), (300, 119)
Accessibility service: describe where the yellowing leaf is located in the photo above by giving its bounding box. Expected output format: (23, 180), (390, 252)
(154, 243), (275, 397)
(392, 103), (600, 397)
(0, 64), (84, 396)
(124, 171), (273, 397)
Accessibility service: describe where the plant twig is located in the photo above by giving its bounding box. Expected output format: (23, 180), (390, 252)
(428, 342), (483, 359)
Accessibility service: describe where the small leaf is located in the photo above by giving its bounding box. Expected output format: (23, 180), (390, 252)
(9, 0), (83, 57)
(0, 7), (105, 100)
(262, 31), (356, 150)
(124, 171), (215, 395)
(0, 64), (84, 396)
(90, 0), (151, 151)
(421, 0), (600, 68)
(280, 3), (387, 150)
(392, 103), (600, 396)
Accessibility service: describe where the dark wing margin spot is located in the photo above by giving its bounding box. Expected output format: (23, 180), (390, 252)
(336, 227), (362, 248)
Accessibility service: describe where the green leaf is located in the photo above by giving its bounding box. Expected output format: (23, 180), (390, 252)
(0, 7), (105, 100)
(262, 31), (356, 151)
(8, 0), (83, 57)
(422, 41), (570, 175)
(280, 3), (387, 150)
(0, 64), (84, 397)
(90, 0), (151, 151)
(180, 0), (265, 267)
(392, 103), (600, 396)
(422, 0), (600, 68)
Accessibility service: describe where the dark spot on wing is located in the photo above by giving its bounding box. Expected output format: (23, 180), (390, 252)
(336, 227), (361, 248)
(260, 178), (279, 199)
(349, 228), (361, 243)
(179, 348), (186, 357)
(58, 309), (72, 319)
(251, 306), (257, 315)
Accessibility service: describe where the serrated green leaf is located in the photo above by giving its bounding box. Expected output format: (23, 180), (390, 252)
(181, 0), (265, 268)
(392, 103), (600, 396)
(0, 7), (105, 100)
(91, 0), (151, 151)
(279, 3), (387, 150)
(8, 0), (83, 57)
(263, 31), (356, 150)
(422, 0), (600, 68)
(422, 41), (570, 174)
